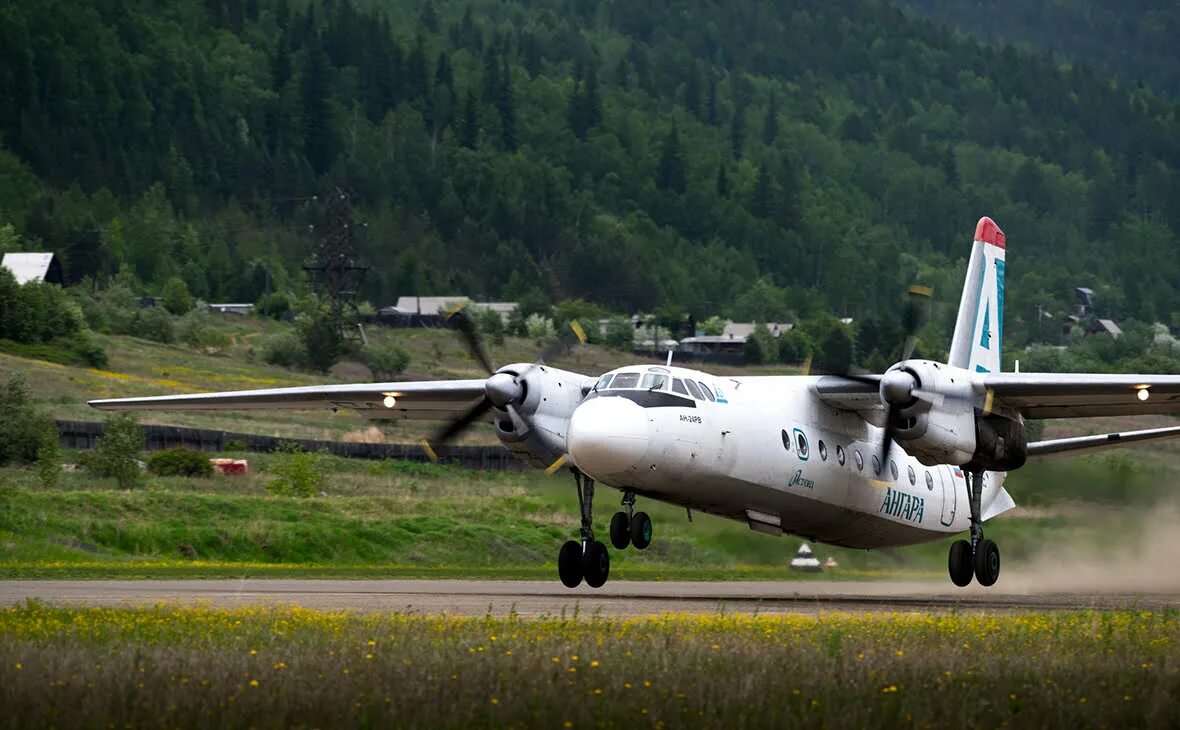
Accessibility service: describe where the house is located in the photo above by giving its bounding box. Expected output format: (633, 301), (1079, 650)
(1088, 319), (1123, 337)
(207, 303), (255, 316)
(1, 252), (63, 285)
(392, 296), (518, 322)
(721, 322), (793, 340)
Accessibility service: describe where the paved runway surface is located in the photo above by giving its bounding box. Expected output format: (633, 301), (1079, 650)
(3, 579), (1178, 616)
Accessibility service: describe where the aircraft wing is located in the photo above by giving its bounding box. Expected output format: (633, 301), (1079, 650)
(1027, 425), (1180, 458)
(88, 380), (491, 422)
(983, 373), (1180, 419)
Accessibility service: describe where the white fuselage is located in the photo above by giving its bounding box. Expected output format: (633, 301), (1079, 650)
(566, 365), (1011, 549)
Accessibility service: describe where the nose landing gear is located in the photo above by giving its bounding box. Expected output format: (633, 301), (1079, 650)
(557, 468), (610, 588)
(947, 470), (1001, 587)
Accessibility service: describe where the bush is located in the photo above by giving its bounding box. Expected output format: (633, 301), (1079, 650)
(36, 433), (62, 489)
(147, 448), (213, 477)
(256, 292), (291, 320)
(744, 322), (778, 364)
(604, 318), (634, 350)
(525, 313), (556, 340)
(161, 277), (193, 315)
(364, 343), (411, 380)
(778, 329), (816, 365)
(474, 306), (506, 345)
(297, 306), (345, 373)
(261, 331), (308, 368)
(135, 306), (175, 344)
(83, 413), (145, 488)
(0, 374), (56, 466)
(265, 446), (326, 497)
(0, 336), (108, 368)
(176, 311), (231, 353)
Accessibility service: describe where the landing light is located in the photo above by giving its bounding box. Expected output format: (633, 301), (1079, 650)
(1136, 388), (1150, 402)
(383, 395), (397, 408)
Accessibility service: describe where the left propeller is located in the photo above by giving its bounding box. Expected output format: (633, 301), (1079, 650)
(419, 304), (585, 460)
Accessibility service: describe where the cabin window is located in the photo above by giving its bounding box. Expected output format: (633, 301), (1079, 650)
(908, 465), (916, 486)
(872, 454), (881, 476)
(836, 445), (846, 466)
(890, 460), (899, 481)
(594, 373), (614, 390)
(818, 440), (828, 461)
(671, 378), (690, 396)
(925, 471), (934, 491)
(697, 382), (716, 401)
(781, 429), (791, 452)
(640, 372), (669, 391)
(610, 372), (640, 389)
(795, 430), (809, 460)
(684, 379), (705, 400)
(854, 449), (864, 471)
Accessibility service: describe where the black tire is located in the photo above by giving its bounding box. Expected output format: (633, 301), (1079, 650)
(609, 512), (631, 550)
(973, 538), (1001, 587)
(582, 540), (610, 588)
(948, 539), (973, 587)
(558, 540), (583, 588)
(630, 511), (653, 550)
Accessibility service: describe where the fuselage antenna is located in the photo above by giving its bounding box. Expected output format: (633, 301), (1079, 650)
(666, 350), (674, 366)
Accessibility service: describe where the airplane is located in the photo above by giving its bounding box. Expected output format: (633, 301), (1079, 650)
(90, 216), (1180, 590)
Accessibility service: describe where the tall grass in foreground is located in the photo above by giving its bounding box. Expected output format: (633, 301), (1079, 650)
(0, 605), (1176, 728)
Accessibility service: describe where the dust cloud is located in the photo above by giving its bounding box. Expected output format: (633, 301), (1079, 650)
(1003, 500), (1180, 594)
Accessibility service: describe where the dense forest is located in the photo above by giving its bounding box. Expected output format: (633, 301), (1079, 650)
(1, 0), (1178, 351)
(890, 0), (1180, 99)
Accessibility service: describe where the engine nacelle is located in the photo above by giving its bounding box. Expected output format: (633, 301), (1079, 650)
(492, 363), (594, 469)
(888, 360), (978, 466)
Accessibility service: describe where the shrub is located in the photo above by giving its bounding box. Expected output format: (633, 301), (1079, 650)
(261, 331), (307, 368)
(604, 318), (634, 350)
(135, 306), (175, 344)
(256, 292), (291, 320)
(265, 446), (326, 497)
(474, 306), (506, 345)
(297, 307), (345, 373)
(35, 430), (62, 489)
(364, 343), (411, 380)
(147, 448), (213, 477)
(176, 311), (231, 353)
(161, 277), (193, 315)
(83, 414), (145, 488)
(525, 313), (556, 340)
(0, 374), (56, 465)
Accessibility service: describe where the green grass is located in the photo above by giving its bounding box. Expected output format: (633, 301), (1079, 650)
(0, 605), (1176, 729)
(1, 447), (1175, 580)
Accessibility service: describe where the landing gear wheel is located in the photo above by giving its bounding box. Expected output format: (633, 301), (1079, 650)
(582, 540), (610, 588)
(948, 539), (973, 587)
(974, 538), (1000, 587)
(630, 511), (653, 550)
(558, 540), (584, 588)
(609, 512), (631, 550)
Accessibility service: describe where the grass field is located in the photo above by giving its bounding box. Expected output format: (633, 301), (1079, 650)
(1, 445), (1176, 581)
(0, 604), (1175, 729)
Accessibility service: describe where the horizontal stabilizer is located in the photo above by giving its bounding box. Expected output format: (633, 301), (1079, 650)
(1027, 425), (1180, 459)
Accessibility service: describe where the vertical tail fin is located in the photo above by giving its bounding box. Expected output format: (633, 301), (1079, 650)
(949, 217), (1006, 373)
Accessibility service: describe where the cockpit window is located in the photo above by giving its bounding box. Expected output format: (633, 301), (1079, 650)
(683, 379), (705, 400)
(671, 378), (690, 396)
(640, 373), (669, 391)
(697, 382), (716, 402)
(594, 373), (614, 390)
(609, 372), (640, 389)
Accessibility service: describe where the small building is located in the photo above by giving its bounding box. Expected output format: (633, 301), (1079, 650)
(722, 322), (793, 340)
(789, 542), (822, 572)
(207, 303), (255, 316)
(1088, 319), (1123, 337)
(1, 252), (63, 285)
(679, 335), (746, 355)
(392, 296), (517, 323)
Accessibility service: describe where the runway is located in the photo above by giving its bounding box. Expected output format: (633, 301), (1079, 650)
(3, 579), (1178, 616)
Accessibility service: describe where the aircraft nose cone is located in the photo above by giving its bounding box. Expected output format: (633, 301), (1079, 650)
(567, 396), (651, 478)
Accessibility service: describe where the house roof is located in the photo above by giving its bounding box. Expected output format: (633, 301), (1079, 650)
(1, 252), (61, 285)
(392, 296), (518, 316)
(722, 322), (793, 339)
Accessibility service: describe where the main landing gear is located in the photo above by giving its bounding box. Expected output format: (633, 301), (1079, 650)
(948, 470), (1001, 587)
(558, 472), (653, 588)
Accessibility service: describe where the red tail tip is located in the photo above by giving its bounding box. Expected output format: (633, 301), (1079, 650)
(974, 216), (1005, 249)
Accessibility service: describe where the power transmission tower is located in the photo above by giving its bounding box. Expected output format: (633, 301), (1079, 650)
(304, 186), (369, 342)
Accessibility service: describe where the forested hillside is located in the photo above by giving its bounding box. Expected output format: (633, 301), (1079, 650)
(889, 0), (1180, 99)
(1, 0), (1178, 343)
